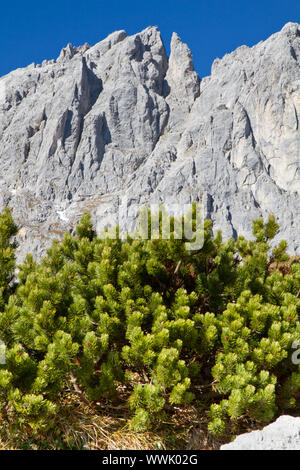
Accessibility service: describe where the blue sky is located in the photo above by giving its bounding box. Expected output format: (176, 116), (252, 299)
(1, 0), (299, 78)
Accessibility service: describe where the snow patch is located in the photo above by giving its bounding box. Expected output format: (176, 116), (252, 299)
(57, 210), (69, 223)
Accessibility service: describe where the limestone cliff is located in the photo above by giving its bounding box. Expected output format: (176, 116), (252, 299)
(0, 23), (299, 258)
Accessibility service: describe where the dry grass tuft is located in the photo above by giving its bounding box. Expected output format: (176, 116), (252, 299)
(0, 392), (205, 450)
(54, 394), (164, 450)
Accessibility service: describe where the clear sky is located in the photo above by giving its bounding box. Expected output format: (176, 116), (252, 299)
(1, 0), (299, 78)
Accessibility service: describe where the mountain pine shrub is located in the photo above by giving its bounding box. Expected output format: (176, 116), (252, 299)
(0, 207), (299, 438)
(0, 208), (18, 310)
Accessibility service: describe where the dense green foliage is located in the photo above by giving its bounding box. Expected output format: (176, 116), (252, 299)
(0, 208), (299, 437)
(0, 208), (18, 310)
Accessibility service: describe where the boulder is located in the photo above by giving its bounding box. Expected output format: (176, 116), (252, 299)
(221, 416), (300, 450)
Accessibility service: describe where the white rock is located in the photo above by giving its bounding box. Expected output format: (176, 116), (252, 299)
(221, 416), (300, 450)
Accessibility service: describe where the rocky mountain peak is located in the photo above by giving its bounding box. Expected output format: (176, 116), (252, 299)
(0, 23), (299, 259)
(166, 32), (200, 121)
(280, 21), (300, 37)
(169, 32), (196, 74)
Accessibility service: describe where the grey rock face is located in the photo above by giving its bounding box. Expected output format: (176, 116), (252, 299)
(0, 23), (299, 260)
(221, 415), (300, 450)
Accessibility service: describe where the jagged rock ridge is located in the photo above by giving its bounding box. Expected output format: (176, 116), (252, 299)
(0, 23), (299, 259)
